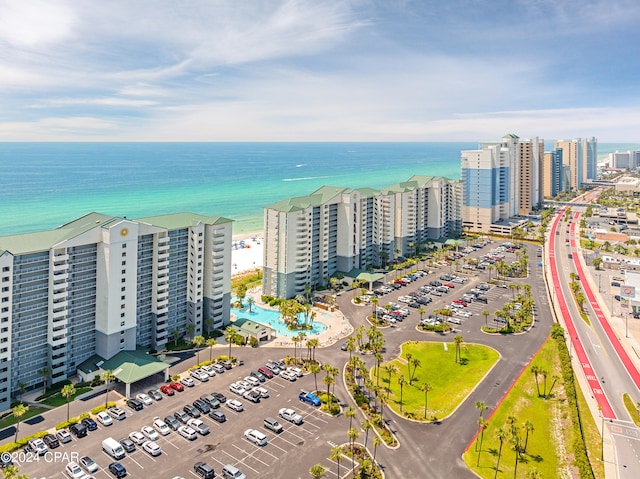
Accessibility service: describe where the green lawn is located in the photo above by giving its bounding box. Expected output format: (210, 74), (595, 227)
(463, 337), (567, 479)
(375, 341), (499, 420)
(40, 387), (92, 407)
(0, 406), (49, 430)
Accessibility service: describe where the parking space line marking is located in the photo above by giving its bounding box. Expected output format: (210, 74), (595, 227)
(218, 450), (260, 474)
(232, 444), (271, 466)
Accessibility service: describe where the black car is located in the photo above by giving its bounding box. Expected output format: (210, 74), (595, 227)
(211, 392), (227, 403)
(147, 389), (162, 401)
(193, 399), (210, 414)
(43, 434), (60, 449)
(209, 411), (226, 423)
(108, 462), (127, 478)
(127, 398), (144, 411)
(81, 418), (98, 431)
(184, 403), (201, 418)
(70, 423), (88, 438)
(194, 462), (215, 479)
(164, 415), (180, 430)
(119, 437), (136, 453)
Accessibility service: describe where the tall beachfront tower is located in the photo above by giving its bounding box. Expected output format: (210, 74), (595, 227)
(0, 212), (232, 411)
(263, 177), (461, 299)
(461, 135), (517, 233)
(543, 148), (563, 197)
(555, 137), (597, 190)
(517, 137), (545, 215)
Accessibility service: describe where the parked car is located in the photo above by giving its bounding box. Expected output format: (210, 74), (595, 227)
(298, 390), (321, 406)
(244, 428), (267, 446)
(252, 386), (269, 398)
(80, 456), (99, 473)
(28, 438), (48, 455)
(43, 433), (60, 449)
(81, 418), (98, 431)
(200, 393), (221, 408)
(161, 384), (177, 395)
(70, 423), (88, 438)
(65, 461), (85, 479)
(229, 382), (246, 395)
(190, 369), (209, 382)
(56, 429), (72, 444)
(227, 399), (244, 412)
(147, 389), (163, 401)
(212, 363), (226, 374)
(187, 418), (210, 435)
(96, 411), (113, 426)
(279, 407), (303, 425)
(126, 398), (144, 411)
(211, 392), (227, 403)
(164, 415), (180, 431)
(119, 437), (136, 453)
(108, 407), (127, 421)
(136, 393), (153, 406)
(128, 431), (146, 445)
(243, 389), (261, 403)
(280, 370), (297, 381)
(200, 365), (217, 377)
(143, 440), (162, 456)
(178, 425), (198, 441)
(209, 411), (227, 423)
(169, 381), (184, 392)
(194, 462), (215, 479)
(174, 410), (190, 424)
(193, 399), (211, 414)
(108, 462), (127, 478)
(250, 370), (266, 382)
(153, 417), (171, 436)
(183, 403), (201, 418)
(180, 377), (196, 388)
(257, 366), (274, 378)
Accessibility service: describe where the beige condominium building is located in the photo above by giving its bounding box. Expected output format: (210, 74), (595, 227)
(263, 176), (461, 299)
(0, 212), (232, 411)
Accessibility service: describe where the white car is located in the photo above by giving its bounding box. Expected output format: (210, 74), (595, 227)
(227, 399), (244, 412)
(244, 429), (267, 446)
(178, 425), (197, 441)
(153, 417), (171, 436)
(65, 461), (85, 479)
(141, 425), (160, 441)
(252, 386), (269, 398)
(136, 393), (153, 406)
(229, 382), (246, 395)
(129, 431), (146, 445)
(244, 376), (260, 387)
(180, 377), (196, 387)
(190, 369), (209, 382)
(238, 380), (252, 390)
(279, 407), (304, 425)
(280, 370), (297, 382)
(28, 438), (48, 455)
(96, 411), (113, 426)
(200, 365), (217, 377)
(187, 418), (210, 435)
(142, 440), (162, 456)
(286, 367), (303, 377)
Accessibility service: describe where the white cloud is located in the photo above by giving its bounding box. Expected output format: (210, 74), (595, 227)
(0, 116), (119, 141)
(0, 0), (75, 47)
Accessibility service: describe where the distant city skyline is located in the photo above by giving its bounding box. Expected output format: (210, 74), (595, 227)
(1, 0), (640, 142)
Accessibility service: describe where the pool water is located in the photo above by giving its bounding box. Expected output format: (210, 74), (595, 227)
(231, 302), (327, 337)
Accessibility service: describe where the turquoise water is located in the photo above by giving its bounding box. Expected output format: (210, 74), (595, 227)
(0, 142), (632, 237)
(231, 303), (327, 337)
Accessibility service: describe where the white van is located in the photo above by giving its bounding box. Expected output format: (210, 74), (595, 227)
(222, 464), (247, 479)
(102, 437), (125, 459)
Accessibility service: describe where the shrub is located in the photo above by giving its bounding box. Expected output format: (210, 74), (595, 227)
(249, 336), (259, 348)
(56, 417), (79, 430)
(90, 402), (115, 415)
(79, 412), (90, 420)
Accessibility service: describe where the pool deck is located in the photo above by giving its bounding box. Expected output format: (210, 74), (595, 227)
(236, 288), (354, 349)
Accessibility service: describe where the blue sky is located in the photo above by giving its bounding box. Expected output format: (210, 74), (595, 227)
(1, 0), (639, 141)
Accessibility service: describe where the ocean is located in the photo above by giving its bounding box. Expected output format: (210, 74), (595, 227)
(0, 142), (636, 237)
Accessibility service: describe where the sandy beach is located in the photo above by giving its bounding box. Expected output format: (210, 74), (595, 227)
(231, 232), (264, 274)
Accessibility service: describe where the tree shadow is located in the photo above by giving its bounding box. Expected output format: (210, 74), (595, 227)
(459, 357), (469, 366)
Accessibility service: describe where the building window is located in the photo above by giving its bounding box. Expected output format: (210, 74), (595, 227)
(121, 287), (126, 292)
(121, 295), (125, 301)
(121, 269), (126, 274)
(1, 278), (7, 283)
(121, 321), (125, 327)
(121, 278), (126, 283)
(122, 252), (127, 257)
(121, 304), (125, 309)
(1, 267), (8, 272)
(122, 243), (127, 249)
(121, 313), (125, 318)
(1, 287), (7, 292)
(122, 261), (126, 266)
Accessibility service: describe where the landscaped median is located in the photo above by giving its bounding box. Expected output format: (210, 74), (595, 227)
(463, 325), (602, 479)
(375, 340), (500, 421)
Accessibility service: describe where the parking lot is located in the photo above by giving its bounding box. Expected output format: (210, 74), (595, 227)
(17, 365), (348, 479)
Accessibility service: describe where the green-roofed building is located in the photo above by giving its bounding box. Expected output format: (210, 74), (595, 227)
(0, 211), (232, 412)
(263, 176), (461, 299)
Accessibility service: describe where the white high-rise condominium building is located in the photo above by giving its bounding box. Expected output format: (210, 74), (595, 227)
(555, 137), (597, 190)
(0, 212), (232, 410)
(263, 176), (461, 299)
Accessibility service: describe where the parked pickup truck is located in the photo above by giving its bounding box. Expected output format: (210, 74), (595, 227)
(298, 390), (321, 406)
(279, 408), (304, 425)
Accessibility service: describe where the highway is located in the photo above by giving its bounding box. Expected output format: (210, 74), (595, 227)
(548, 195), (640, 478)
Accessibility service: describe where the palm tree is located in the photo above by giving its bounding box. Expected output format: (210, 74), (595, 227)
(409, 358), (421, 383)
(421, 382), (433, 419)
(371, 296), (379, 320)
(348, 427), (360, 476)
(224, 326), (236, 360)
(494, 427), (507, 479)
(475, 401), (489, 451)
(453, 335), (464, 363)
(192, 335), (205, 365)
(476, 416), (488, 466)
(531, 365), (541, 396)
(345, 406), (356, 431)
(16, 381), (26, 402)
(323, 375), (334, 410)
(309, 463), (326, 479)
(292, 334), (300, 363)
(37, 366), (50, 395)
(523, 420), (535, 453)
(547, 374), (560, 398)
(310, 363), (321, 392)
(346, 336), (356, 363)
(383, 364), (398, 397)
(185, 323), (195, 341)
(418, 306), (426, 321)
(330, 445), (342, 478)
(397, 375), (406, 413)
(206, 338), (217, 362)
(61, 383), (76, 423)
(361, 419), (372, 450)
(308, 338), (319, 362)
(540, 368), (549, 397)
(102, 369), (116, 407)
(482, 309), (490, 328)
(12, 403), (28, 443)
(246, 296), (255, 313)
(374, 352), (384, 386)
(373, 436), (382, 463)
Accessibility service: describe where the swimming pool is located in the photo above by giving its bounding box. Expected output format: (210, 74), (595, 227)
(231, 302), (327, 337)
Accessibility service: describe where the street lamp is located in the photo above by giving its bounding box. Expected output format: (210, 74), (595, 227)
(598, 404), (604, 462)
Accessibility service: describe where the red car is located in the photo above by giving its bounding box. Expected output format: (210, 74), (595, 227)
(169, 381), (184, 392)
(452, 299), (467, 306)
(257, 367), (274, 379)
(443, 282), (455, 289)
(160, 384), (175, 396)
